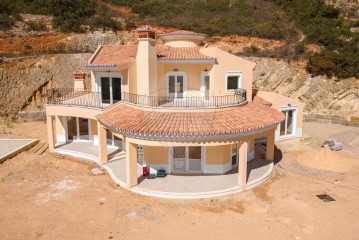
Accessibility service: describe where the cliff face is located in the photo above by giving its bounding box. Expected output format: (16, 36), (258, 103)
(252, 58), (359, 116)
(0, 53), (92, 116)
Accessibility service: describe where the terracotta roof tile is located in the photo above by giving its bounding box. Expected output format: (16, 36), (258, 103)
(97, 103), (284, 138)
(90, 45), (138, 66)
(90, 44), (215, 65)
(252, 95), (272, 106)
(157, 47), (215, 60)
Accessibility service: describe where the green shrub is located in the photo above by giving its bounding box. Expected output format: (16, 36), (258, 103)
(0, 13), (14, 29)
(26, 21), (47, 31)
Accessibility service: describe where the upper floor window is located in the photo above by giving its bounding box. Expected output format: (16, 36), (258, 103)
(226, 72), (242, 92)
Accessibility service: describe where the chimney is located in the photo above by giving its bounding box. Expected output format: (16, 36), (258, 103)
(73, 69), (86, 90)
(135, 25), (158, 96)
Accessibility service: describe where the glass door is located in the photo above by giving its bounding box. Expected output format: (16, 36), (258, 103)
(280, 109), (295, 136)
(173, 147), (186, 172)
(172, 147), (202, 173)
(188, 147), (202, 172)
(67, 117), (77, 141)
(231, 144), (238, 167)
(201, 74), (210, 100)
(100, 76), (122, 104)
(112, 77), (122, 103)
(101, 77), (111, 104)
(168, 75), (184, 99)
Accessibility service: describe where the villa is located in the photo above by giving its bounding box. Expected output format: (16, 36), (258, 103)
(45, 26), (304, 198)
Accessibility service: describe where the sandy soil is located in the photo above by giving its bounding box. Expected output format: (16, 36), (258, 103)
(0, 33), (71, 55)
(0, 120), (358, 240)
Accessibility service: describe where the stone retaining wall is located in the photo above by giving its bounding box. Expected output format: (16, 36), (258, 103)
(304, 113), (359, 127)
(18, 111), (46, 121)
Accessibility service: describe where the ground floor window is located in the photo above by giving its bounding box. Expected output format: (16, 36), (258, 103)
(231, 143), (238, 167)
(66, 117), (89, 141)
(172, 146), (202, 173)
(280, 107), (297, 137)
(106, 129), (122, 148)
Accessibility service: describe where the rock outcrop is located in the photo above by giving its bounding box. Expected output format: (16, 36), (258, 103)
(251, 57), (359, 116)
(0, 53), (92, 116)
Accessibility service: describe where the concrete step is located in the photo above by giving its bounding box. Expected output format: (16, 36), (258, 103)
(109, 151), (126, 161)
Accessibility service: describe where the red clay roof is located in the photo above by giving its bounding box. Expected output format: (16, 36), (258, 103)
(157, 46), (215, 60)
(97, 103), (284, 138)
(90, 45), (214, 65)
(91, 45), (138, 66)
(252, 95), (272, 106)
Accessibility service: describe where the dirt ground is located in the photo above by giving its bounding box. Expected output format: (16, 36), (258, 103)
(0, 120), (359, 240)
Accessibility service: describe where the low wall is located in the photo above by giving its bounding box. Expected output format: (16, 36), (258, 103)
(304, 113), (359, 127)
(18, 111), (46, 121)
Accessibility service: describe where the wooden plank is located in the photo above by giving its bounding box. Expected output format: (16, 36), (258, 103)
(35, 144), (49, 155)
(28, 142), (45, 154)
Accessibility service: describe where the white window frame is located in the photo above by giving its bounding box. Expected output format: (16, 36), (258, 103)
(279, 106), (298, 138)
(170, 146), (204, 173)
(65, 117), (91, 142)
(230, 143), (238, 168)
(95, 72), (123, 104)
(200, 71), (211, 98)
(225, 72), (243, 93)
(165, 71), (187, 98)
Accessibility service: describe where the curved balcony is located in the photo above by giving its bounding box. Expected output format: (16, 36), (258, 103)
(46, 88), (247, 109)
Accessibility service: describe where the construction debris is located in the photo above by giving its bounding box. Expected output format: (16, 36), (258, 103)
(322, 139), (343, 151)
(91, 168), (105, 176)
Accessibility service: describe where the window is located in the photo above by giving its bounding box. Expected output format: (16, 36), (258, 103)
(226, 72), (242, 92)
(166, 72), (186, 98)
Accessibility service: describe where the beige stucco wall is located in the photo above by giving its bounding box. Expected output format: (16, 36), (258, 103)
(46, 105), (102, 119)
(136, 40), (158, 96)
(144, 146), (168, 164)
(163, 40), (198, 47)
(90, 67), (132, 94)
(91, 119), (98, 135)
(200, 47), (255, 101)
(256, 91), (305, 129)
(156, 63), (212, 97)
(206, 145), (231, 164)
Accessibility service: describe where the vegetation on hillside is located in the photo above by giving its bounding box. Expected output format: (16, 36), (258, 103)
(273, 0), (359, 78)
(109, 0), (358, 79)
(0, 0), (121, 32)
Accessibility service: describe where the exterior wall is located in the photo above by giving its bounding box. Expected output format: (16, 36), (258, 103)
(200, 47), (255, 101)
(156, 63), (212, 98)
(255, 91), (305, 140)
(46, 105), (102, 119)
(204, 145), (232, 174)
(143, 146), (169, 173)
(90, 68), (130, 94)
(163, 40), (199, 47)
(206, 145), (230, 164)
(136, 40), (158, 96)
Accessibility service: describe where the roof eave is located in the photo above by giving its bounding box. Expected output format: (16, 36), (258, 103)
(158, 59), (216, 64)
(85, 64), (119, 71)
